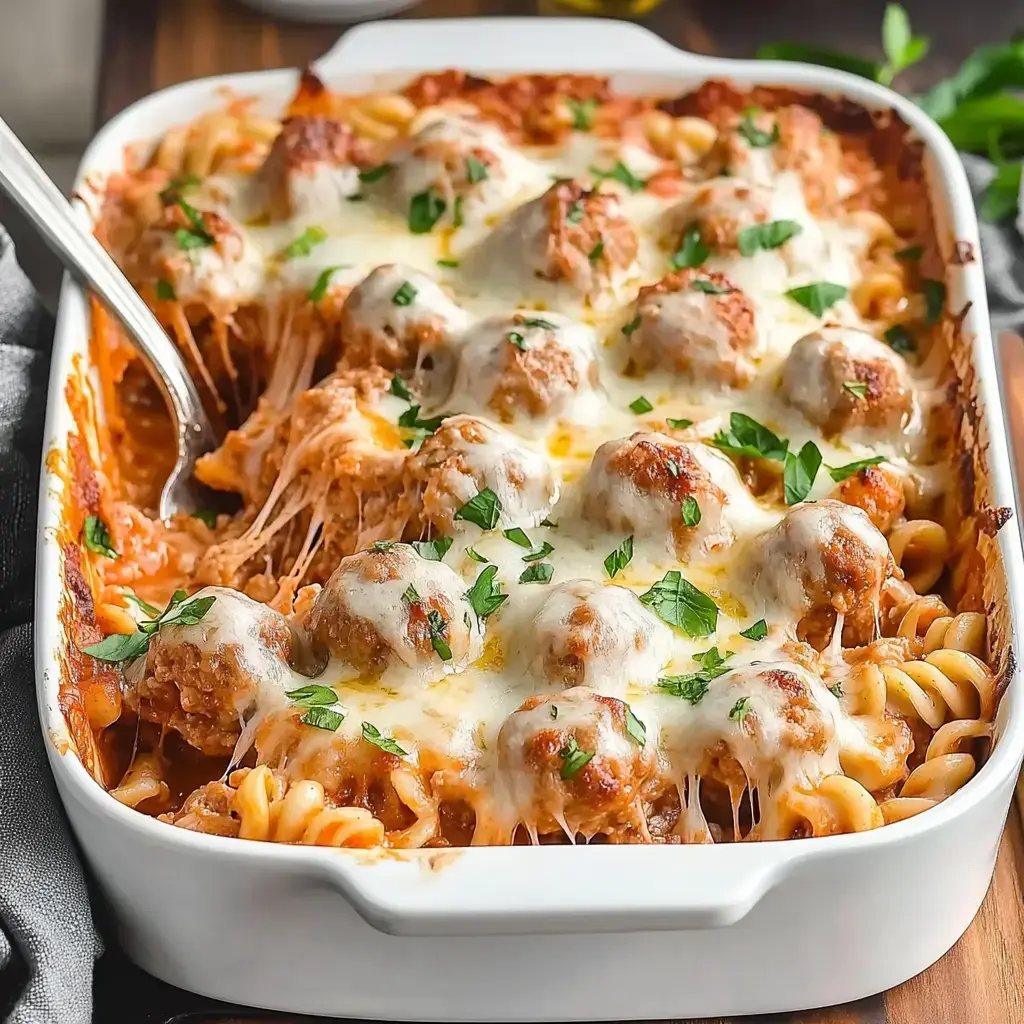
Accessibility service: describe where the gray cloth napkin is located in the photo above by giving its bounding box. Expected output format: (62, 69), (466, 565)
(0, 227), (101, 1023)
(0, 156), (1021, 1023)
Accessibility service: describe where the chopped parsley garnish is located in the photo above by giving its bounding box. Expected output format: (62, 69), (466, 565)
(358, 162), (393, 183)
(829, 681), (844, 698)
(923, 278), (946, 324)
(522, 542), (554, 563)
(603, 535), (634, 579)
(280, 225), (327, 260)
(409, 190), (446, 234)
(657, 673), (711, 704)
(827, 455), (886, 482)
(300, 706), (345, 731)
(522, 317), (558, 331)
(426, 609), (453, 662)
(558, 737), (595, 779)
(192, 508), (218, 528)
(81, 590), (217, 664)
(507, 331), (528, 350)
(361, 721), (408, 757)
(737, 219), (802, 256)
(680, 496), (702, 527)
(452, 196), (465, 229)
(568, 97), (599, 130)
(286, 684), (344, 732)
(694, 647), (733, 673)
(455, 487), (502, 530)
(843, 380), (869, 399)
(729, 697), (752, 722)
(540, 518), (558, 528)
(629, 396), (654, 414)
(402, 584), (420, 605)
(171, 198), (214, 250)
(785, 281), (848, 317)
(158, 173), (200, 205)
(622, 314), (642, 336)
(519, 562), (554, 584)
(389, 372), (413, 401)
(666, 417), (693, 430)
(503, 527), (533, 548)
(671, 226), (709, 270)
(711, 412), (789, 462)
(437, 258), (461, 269)
(589, 160), (646, 193)
(83, 516), (118, 559)
(783, 440), (822, 505)
(895, 245), (923, 261)
(624, 704), (647, 746)
(124, 593), (161, 618)
(397, 405), (446, 446)
(691, 278), (734, 295)
(467, 564), (508, 618)
(411, 537), (453, 561)
(566, 200), (585, 224)
(738, 110), (780, 147)
(369, 540), (397, 552)
(550, 705), (559, 719)
(465, 155), (489, 184)
(640, 571), (718, 637)
(392, 280), (418, 306)
(740, 619), (769, 641)
(465, 547), (487, 563)
(155, 278), (176, 301)
(307, 265), (346, 302)
(588, 240), (605, 262)
(884, 324), (916, 355)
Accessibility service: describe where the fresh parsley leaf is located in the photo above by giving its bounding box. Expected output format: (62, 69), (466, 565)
(694, 647), (733, 674)
(879, 3), (930, 86)
(917, 41), (1024, 121)
(402, 584), (420, 605)
(666, 417), (693, 430)
(568, 97), (599, 130)
(729, 696), (752, 722)
(711, 412), (789, 462)
(737, 220), (802, 256)
(465, 547), (487, 563)
(566, 199), (585, 224)
(155, 278), (176, 301)
(507, 331), (528, 350)
(369, 540), (397, 552)
(358, 162), (392, 183)
(522, 542), (554, 563)
(843, 381), (869, 399)
(522, 317), (558, 330)
(829, 681), (844, 698)
(785, 282), (848, 317)
(884, 324), (916, 355)
(392, 280), (418, 306)
(455, 487), (502, 530)
(80, 631), (152, 664)
(630, 396), (654, 414)
(756, 42), (882, 82)
(657, 672), (711, 704)
(640, 571), (718, 637)
(671, 225), (709, 270)
(503, 527), (533, 548)
(286, 684), (340, 707)
(389, 372), (413, 401)
(175, 227), (212, 251)
(680, 495), (701, 527)
(452, 195), (465, 229)
(827, 455), (886, 482)
(519, 562), (554, 584)
(624, 704), (647, 746)
(923, 278), (946, 324)
(280, 226), (327, 260)
(409, 190), (446, 234)
(895, 245), (924, 261)
(361, 721), (408, 757)
(411, 537), (453, 561)
(740, 619), (768, 641)
(540, 518), (558, 528)
(397, 405), (446, 446)
(465, 155), (489, 184)
(300, 706), (345, 731)
(980, 161), (1023, 223)
(427, 609), (453, 661)
(159, 173), (201, 205)
(691, 278), (733, 295)
(783, 440), (822, 505)
(622, 314), (642, 336)
(467, 564), (508, 618)
(437, 258), (461, 269)
(558, 736), (595, 779)
(307, 265), (346, 302)
(589, 240), (605, 262)
(83, 516), (118, 559)
(589, 161), (646, 193)
(738, 110), (780, 147)
(603, 535), (634, 579)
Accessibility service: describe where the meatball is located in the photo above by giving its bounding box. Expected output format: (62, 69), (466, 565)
(531, 580), (673, 693)
(580, 433), (756, 560)
(781, 327), (914, 435)
(305, 543), (483, 681)
(749, 499), (897, 648)
(712, 105), (845, 214)
(124, 587), (296, 756)
(494, 687), (657, 841)
(626, 268), (759, 385)
(447, 311), (600, 429)
(123, 203), (262, 316)
(404, 415), (559, 536)
(472, 180), (639, 302)
(256, 115), (360, 221)
(659, 659), (838, 841)
(386, 113), (544, 230)
(834, 463), (906, 534)
(337, 264), (471, 376)
(671, 179), (771, 253)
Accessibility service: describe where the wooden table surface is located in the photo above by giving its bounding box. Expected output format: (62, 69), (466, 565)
(94, 2), (1024, 1021)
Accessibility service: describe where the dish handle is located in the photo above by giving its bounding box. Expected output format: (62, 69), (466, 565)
(312, 842), (805, 936)
(313, 17), (707, 78)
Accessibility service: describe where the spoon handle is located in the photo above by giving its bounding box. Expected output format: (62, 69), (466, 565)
(0, 116), (215, 509)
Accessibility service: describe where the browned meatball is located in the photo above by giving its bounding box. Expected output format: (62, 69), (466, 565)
(257, 115), (361, 221)
(672, 179), (771, 253)
(781, 326), (914, 436)
(626, 268), (759, 385)
(580, 432), (757, 560)
(749, 500), (898, 648)
(494, 688), (657, 841)
(124, 587), (296, 756)
(305, 543), (483, 680)
(403, 415), (558, 536)
(834, 463), (906, 533)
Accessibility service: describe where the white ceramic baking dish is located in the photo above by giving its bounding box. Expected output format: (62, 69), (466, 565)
(34, 17), (1024, 1019)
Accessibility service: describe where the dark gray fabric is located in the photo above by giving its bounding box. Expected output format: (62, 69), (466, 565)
(0, 229), (101, 1024)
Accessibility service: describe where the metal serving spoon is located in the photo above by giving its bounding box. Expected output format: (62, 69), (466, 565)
(0, 116), (218, 520)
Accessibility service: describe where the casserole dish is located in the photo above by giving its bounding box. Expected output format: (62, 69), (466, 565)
(35, 17), (1024, 1019)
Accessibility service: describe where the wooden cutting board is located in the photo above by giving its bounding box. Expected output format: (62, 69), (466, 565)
(92, 2), (1024, 1020)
